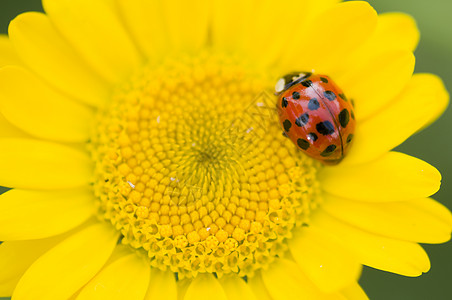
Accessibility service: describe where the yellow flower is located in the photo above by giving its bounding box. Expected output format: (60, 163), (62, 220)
(0, 0), (450, 299)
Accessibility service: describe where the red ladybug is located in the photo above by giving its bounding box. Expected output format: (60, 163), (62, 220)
(276, 72), (355, 165)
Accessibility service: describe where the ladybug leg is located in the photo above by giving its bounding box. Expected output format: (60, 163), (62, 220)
(282, 131), (289, 138)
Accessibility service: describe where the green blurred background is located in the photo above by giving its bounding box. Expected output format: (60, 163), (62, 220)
(0, 0), (451, 299)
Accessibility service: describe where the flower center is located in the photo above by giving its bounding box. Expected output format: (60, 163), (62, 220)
(89, 52), (321, 279)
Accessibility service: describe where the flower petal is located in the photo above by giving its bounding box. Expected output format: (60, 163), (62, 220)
(411, 197), (452, 228)
(338, 50), (415, 121)
(216, 0), (340, 70)
(0, 112), (29, 138)
(312, 211), (431, 277)
(77, 254), (150, 300)
(0, 34), (21, 67)
(117, 0), (168, 59)
(0, 188), (94, 240)
(8, 12), (109, 107)
(184, 273), (228, 300)
(288, 226), (361, 293)
(211, 0), (254, 52)
(144, 269), (177, 300)
(262, 258), (344, 299)
(219, 275), (257, 300)
(0, 236), (68, 297)
(42, 0), (142, 83)
(12, 222), (119, 300)
(247, 272), (272, 300)
(343, 73), (449, 165)
(319, 152), (441, 202)
(340, 283), (369, 300)
(0, 138), (92, 189)
(412, 74), (449, 130)
(0, 66), (94, 143)
(279, 1), (377, 74)
(160, 0), (210, 52)
(177, 279), (191, 300)
(372, 12), (420, 51)
(322, 194), (452, 244)
(346, 13), (420, 69)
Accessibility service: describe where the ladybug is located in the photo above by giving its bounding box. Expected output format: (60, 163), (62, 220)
(275, 72), (355, 165)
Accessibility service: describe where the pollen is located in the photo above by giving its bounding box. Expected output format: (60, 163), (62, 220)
(89, 52), (321, 279)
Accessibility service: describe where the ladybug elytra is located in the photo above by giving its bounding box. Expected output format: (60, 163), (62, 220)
(276, 72), (355, 165)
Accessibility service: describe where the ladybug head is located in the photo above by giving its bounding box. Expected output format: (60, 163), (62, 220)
(274, 72), (312, 95)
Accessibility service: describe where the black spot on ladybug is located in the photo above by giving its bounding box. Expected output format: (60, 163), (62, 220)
(307, 132), (318, 142)
(282, 131), (289, 138)
(283, 119), (292, 132)
(301, 80), (312, 87)
(320, 144), (337, 157)
(308, 98), (320, 111)
(338, 109), (350, 128)
(351, 110), (355, 120)
(281, 97), (288, 108)
(297, 138), (310, 150)
(292, 91), (301, 100)
(339, 93), (347, 101)
(295, 113), (309, 127)
(316, 121), (335, 136)
(320, 77), (329, 83)
(346, 134), (354, 143)
(323, 91), (336, 101)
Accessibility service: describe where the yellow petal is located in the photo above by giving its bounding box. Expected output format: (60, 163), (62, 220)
(221, 0), (288, 69)
(0, 112), (29, 138)
(117, 0), (169, 59)
(0, 235), (69, 296)
(322, 194), (452, 244)
(376, 13), (420, 51)
(0, 34), (21, 67)
(218, 0), (340, 69)
(69, 243), (134, 298)
(160, 0), (210, 52)
(312, 211), (431, 277)
(279, 1), (377, 74)
(340, 283), (369, 300)
(8, 12), (109, 107)
(42, 0), (142, 83)
(247, 272), (272, 300)
(346, 13), (420, 69)
(0, 66), (94, 143)
(219, 275), (257, 300)
(0, 188), (94, 240)
(319, 152), (441, 202)
(211, 0), (254, 52)
(288, 226), (361, 293)
(411, 197), (452, 228)
(413, 74), (449, 130)
(212, 0), (341, 59)
(343, 73), (449, 165)
(144, 268), (177, 300)
(12, 222), (119, 300)
(338, 50), (415, 121)
(101, 243), (136, 266)
(0, 138), (92, 189)
(177, 278), (191, 300)
(262, 258), (343, 299)
(184, 273), (228, 300)
(77, 254), (150, 300)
